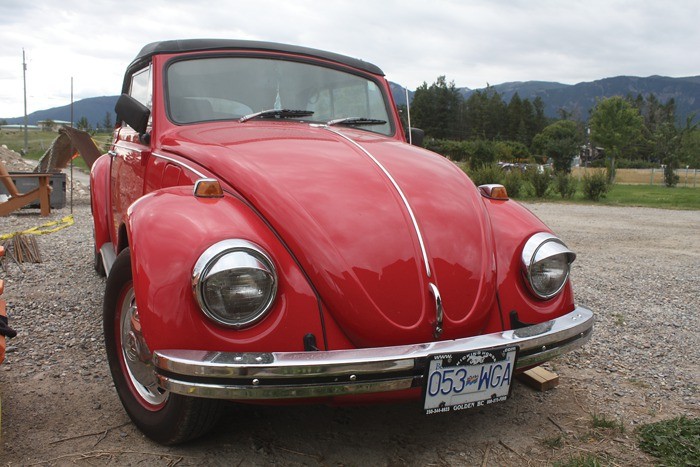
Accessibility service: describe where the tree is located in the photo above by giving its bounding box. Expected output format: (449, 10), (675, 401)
(589, 97), (644, 182)
(103, 112), (113, 130)
(679, 126), (700, 169)
(76, 116), (90, 131)
(0, 119), (7, 126)
(411, 76), (463, 140)
(532, 120), (583, 173)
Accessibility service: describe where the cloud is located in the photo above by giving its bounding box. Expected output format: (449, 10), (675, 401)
(1, 0), (699, 117)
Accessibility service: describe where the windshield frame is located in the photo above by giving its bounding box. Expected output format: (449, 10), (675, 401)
(163, 52), (396, 136)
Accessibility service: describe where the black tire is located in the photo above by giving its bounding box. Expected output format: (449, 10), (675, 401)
(104, 247), (223, 445)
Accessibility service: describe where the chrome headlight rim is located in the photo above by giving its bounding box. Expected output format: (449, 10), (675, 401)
(521, 232), (576, 300)
(192, 239), (277, 329)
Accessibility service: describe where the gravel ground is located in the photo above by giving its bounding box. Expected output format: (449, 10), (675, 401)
(0, 181), (698, 465)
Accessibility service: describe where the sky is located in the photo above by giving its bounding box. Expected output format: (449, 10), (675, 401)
(1, 0), (699, 118)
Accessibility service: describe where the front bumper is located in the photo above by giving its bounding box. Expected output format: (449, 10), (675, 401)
(153, 306), (593, 400)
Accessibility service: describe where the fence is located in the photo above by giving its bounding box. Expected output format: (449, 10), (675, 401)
(571, 167), (699, 187)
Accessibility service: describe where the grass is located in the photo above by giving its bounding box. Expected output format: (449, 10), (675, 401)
(463, 163), (699, 210)
(0, 129), (112, 171)
(516, 182), (700, 210)
(599, 184), (700, 210)
(637, 416), (700, 466)
(553, 454), (607, 467)
(591, 413), (625, 433)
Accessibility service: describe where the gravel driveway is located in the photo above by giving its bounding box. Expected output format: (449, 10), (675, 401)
(0, 197), (697, 466)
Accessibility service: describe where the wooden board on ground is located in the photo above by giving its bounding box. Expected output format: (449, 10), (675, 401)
(517, 366), (560, 391)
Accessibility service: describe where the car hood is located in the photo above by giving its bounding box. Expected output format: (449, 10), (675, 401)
(160, 123), (497, 347)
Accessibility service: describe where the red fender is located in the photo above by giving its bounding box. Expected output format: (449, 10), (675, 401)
(483, 198), (576, 328)
(125, 187), (324, 353)
(90, 154), (112, 255)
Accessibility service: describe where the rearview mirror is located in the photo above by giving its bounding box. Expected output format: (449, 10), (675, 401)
(407, 127), (424, 147)
(115, 94), (150, 135)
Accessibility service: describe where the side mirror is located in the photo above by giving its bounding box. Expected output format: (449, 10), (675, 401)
(115, 94), (150, 136)
(406, 127), (424, 147)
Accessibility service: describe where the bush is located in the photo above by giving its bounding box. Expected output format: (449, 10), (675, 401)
(553, 172), (578, 199)
(582, 171), (610, 201)
(469, 140), (497, 169)
(664, 163), (680, 187)
(466, 163), (504, 187)
(503, 170), (524, 198)
(528, 166), (552, 198)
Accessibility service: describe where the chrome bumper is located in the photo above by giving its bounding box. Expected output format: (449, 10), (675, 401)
(153, 306), (593, 400)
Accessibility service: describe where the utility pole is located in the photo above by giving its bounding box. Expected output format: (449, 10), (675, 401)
(70, 77), (74, 128)
(70, 77), (74, 213)
(22, 48), (28, 154)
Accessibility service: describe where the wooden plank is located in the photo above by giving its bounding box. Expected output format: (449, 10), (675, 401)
(517, 366), (560, 391)
(0, 174), (52, 217)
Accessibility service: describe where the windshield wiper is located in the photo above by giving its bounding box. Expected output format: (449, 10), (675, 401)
(327, 117), (387, 126)
(240, 109), (314, 123)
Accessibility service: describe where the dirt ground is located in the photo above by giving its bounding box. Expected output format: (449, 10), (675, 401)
(0, 201), (698, 466)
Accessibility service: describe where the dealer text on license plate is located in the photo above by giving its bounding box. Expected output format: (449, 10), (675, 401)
(424, 346), (518, 414)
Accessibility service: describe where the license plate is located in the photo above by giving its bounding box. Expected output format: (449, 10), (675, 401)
(423, 346), (518, 414)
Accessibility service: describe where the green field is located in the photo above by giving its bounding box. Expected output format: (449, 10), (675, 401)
(517, 184), (700, 210)
(0, 129), (112, 170)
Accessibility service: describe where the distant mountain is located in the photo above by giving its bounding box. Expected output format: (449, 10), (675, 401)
(5, 75), (699, 127)
(391, 75), (700, 123)
(2, 96), (118, 128)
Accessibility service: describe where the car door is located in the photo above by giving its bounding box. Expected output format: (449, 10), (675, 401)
(111, 65), (152, 242)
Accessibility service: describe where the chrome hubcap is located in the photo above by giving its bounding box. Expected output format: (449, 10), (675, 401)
(120, 287), (168, 406)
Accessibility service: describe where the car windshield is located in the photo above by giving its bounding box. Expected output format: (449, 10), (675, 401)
(166, 56), (393, 135)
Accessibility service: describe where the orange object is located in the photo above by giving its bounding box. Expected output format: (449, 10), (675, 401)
(0, 299), (6, 364)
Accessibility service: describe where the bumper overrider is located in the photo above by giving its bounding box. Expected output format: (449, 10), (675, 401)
(153, 306), (593, 400)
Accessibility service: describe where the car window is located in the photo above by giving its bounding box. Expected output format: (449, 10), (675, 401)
(166, 57), (393, 135)
(130, 65), (152, 110)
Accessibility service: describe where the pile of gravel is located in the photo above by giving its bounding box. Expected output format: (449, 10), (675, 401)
(0, 145), (36, 172)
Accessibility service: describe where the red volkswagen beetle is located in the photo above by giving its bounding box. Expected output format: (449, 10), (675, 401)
(91, 39), (593, 445)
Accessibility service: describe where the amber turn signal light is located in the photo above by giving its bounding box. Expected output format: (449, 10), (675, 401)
(194, 178), (224, 198)
(478, 184), (509, 200)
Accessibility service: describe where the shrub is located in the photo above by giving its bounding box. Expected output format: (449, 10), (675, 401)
(553, 171), (578, 199)
(466, 163), (504, 187)
(503, 170), (524, 198)
(528, 166), (552, 198)
(469, 140), (498, 169)
(582, 171), (610, 201)
(664, 164), (680, 187)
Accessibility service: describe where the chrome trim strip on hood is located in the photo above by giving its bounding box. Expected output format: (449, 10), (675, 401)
(153, 152), (207, 179)
(322, 127), (432, 278)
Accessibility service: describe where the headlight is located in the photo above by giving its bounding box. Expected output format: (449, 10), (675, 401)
(521, 233), (576, 300)
(193, 240), (277, 328)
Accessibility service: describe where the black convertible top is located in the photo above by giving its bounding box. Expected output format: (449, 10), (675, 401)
(124, 39), (384, 88)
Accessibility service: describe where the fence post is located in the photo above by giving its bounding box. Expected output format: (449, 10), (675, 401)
(650, 167), (655, 185)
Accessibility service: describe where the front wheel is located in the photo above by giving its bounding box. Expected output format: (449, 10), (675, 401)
(103, 247), (223, 445)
